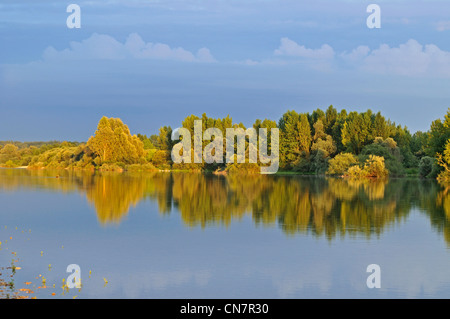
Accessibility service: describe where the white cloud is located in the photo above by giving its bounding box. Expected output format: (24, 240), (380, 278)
(350, 39), (450, 77)
(267, 37), (450, 77)
(274, 37), (334, 60)
(43, 33), (124, 61)
(43, 33), (216, 63)
(340, 45), (371, 64)
(195, 47), (216, 63)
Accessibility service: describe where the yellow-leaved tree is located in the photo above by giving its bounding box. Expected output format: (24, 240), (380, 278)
(436, 138), (450, 182)
(87, 116), (145, 165)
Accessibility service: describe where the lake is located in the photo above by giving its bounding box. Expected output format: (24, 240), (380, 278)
(1, 168), (450, 299)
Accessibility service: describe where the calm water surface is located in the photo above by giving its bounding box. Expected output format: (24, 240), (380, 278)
(1, 168), (450, 298)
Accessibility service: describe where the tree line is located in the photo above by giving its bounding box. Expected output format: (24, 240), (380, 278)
(1, 105), (450, 179)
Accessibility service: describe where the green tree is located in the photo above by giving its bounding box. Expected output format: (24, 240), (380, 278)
(311, 119), (336, 157)
(279, 110), (301, 168)
(372, 112), (388, 139)
(310, 108), (325, 131)
(156, 126), (173, 151)
(137, 134), (155, 150)
(359, 137), (405, 176)
(341, 111), (373, 154)
(330, 109), (347, 153)
(410, 131), (428, 158)
(324, 105), (338, 135)
(427, 109), (450, 157)
(419, 156), (435, 178)
(297, 113), (312, 156)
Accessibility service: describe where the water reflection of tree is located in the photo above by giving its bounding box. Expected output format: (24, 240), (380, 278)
(154, 174), (412, 240)
(84, 173), (147, 224)
(0, 168), (85, 193)
(429, 181), (450, 245)
(3, 168), (450, 243)
(171, 173), (252, 227)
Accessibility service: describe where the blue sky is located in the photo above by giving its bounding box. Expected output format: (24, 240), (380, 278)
(1, 0), (450, 141)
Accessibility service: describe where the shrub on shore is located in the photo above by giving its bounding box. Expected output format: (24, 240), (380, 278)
(326, 153), (358, 175)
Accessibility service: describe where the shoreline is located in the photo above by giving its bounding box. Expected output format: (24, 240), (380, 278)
(0, 165), (425, 179)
